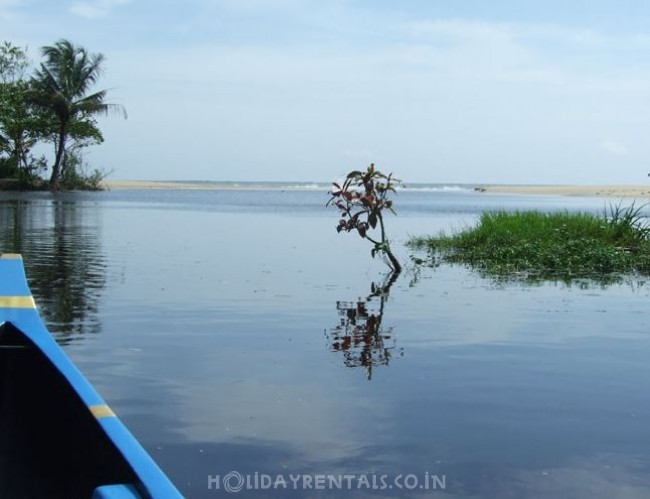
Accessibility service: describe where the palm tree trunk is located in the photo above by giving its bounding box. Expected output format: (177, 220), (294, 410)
(49, 124), (67, 189)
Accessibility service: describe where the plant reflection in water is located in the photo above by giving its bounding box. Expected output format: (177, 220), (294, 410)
(326, 271), (403, 380)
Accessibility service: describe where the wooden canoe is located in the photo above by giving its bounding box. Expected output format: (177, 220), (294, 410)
(0, 254), (182, 498)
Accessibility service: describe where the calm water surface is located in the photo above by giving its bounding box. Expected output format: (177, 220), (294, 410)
(0, 187), (649, 498)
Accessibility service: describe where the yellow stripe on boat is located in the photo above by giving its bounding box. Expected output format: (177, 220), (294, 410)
(0, 296), (36, 309)
(89, 404), (117, 419)
(0, 253), (22, 259)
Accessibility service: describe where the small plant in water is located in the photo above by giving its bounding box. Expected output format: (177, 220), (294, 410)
(327, 164), (402, 272)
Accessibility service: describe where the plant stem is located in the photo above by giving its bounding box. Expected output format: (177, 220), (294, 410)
(378, 212), (401, 273)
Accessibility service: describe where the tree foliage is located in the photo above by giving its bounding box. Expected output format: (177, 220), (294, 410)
(31, 39), (126, 188)
(327, 164), (403, 272)
(0, 41), (29, 84)
(0, 43), (47, 181)
(0, 39), (124, 189)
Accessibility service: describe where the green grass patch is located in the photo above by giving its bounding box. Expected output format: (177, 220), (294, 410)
(409, 204), (650, 280)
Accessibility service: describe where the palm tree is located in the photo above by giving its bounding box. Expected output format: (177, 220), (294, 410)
(32, 39), (125, 188)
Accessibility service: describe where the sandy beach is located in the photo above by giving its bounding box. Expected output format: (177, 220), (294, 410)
(103, 180), (650, 198)
(479, 184), (650, 198)
(102, 180), (216, 190)
(102, 180), (322, 190)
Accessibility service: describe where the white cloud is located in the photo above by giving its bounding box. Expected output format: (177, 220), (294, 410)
(404, 18), (650, 74)
(406, 18), (516, 43)
(601, 140), (629, 156)
(0, 0), (24, 8)
(212, 0), (306, 11)
(0, 0), (25, 19)
(69, 0), (130, 19)
(98, 23), (650, 183)
(407, 18), (650, 50)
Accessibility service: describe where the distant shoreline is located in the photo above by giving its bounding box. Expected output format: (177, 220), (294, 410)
(479, 184), (650, 198)
(103, 180), (219, 190)
(101, 180), (325, 191)
(102, 180), (650, 198)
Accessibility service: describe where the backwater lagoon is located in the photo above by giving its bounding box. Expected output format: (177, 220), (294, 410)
(0, 185), (648, 498)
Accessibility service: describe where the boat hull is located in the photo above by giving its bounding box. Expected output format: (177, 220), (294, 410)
(0, 254), (182, 498)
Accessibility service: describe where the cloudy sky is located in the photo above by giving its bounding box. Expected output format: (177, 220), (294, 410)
(3, 0), (650, 184)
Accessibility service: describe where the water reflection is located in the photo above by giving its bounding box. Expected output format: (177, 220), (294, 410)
(0, 196), (106, 343)
(326, 272), (403, 380)
(414, 247), (650, 288)
(470, 267), (649, 290)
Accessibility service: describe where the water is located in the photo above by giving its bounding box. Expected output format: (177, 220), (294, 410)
(0, 187), (649, 498)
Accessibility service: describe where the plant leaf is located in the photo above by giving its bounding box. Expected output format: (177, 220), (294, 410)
(368, 212), (377, 229)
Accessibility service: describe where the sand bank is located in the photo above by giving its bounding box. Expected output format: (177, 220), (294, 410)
(103, 180), (650, 198)
(102, 180), (217, 190)
(102, 180), (322, 191)
(479, 184), (650, 198)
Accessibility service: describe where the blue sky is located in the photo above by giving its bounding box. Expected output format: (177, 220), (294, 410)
(3, 0), (650, 183)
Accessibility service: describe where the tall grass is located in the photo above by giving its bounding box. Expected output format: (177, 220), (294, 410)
(409, 204), (650, 279)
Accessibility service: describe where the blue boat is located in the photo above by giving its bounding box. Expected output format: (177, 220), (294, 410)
(0, 254), (183, 498)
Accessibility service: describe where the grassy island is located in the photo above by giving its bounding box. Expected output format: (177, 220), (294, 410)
(409, 205), (650, 279)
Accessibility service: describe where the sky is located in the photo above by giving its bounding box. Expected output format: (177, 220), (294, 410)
(3, 0), (650, 184)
